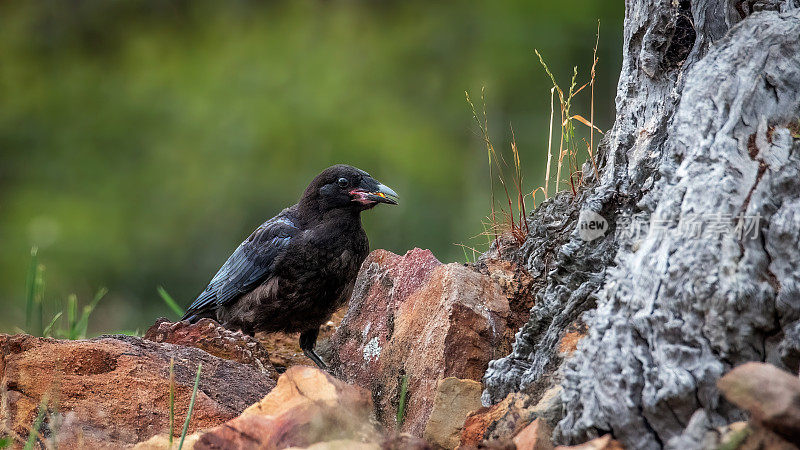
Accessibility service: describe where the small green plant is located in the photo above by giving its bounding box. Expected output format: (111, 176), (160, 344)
(42, 312), (63, 337)
(23, 246), (106, 339)
(65, 289), (108, 339)
(396, 374), (409, 426)
(536, 22), (602, 196)
(178, 363), (202, 450)
(466, 88), (530, 247)
(461, 24), (603, 256)
(158, 286), (184, 318)
(25, 247), (45, 337)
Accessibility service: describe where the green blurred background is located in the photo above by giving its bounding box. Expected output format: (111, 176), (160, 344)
(0, 0), (623, 335)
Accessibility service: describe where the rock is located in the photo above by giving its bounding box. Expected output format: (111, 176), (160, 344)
(329, 249), (510, 436)
(132, 432), (203, 449)
(257, 308), (347, 371)
(195, 366), (375, 449)
(241, 364), (372, 419)
(286, 441), (381, 450)
(458, 386), (562, 448)
(694, 421), (800, 450)
(717, 362), (800, 443)
(556, 322), (586, 358)
(716, 422), (750, 450)
(553, 435), (623, 450)
(0, 333), (275, 449)
(460, 393), (536, 447)
(529, 385), (564, 429)
(475, 257), (538, 357)
(144, 317), (277, 378)
(422, 378), (483, 449)
(513, 419), (554, 450)
(380, 433), (433, 450)
(738, 426), (798, 450)
(257, 331), (308, 369)
(457, 440), (516, 450)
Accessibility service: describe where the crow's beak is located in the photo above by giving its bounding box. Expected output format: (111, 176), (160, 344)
(366, 183), (399, 205)
(351, 181), (399, 206)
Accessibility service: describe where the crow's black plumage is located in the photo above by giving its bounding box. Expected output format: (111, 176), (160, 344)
(182, 164), (398, 369)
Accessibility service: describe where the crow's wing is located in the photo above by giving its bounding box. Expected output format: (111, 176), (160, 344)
(182, 214), (298, 321)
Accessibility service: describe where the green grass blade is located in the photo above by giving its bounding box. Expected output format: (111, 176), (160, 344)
(23, 395), (48, 450)
(158, 286), (184, 318)
(169, 357), (175, 449)
(178, 363), (202, 449)
(67, 294), (78, 339)
(32, 264), (46, 337)
(396, 375), (409, 426)
(25, 246), (39, 332)
(43, 312), (63, 338)
(73, 288), (107, 339)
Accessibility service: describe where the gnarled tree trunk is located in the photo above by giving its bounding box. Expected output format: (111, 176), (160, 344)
(482, 1), (800, 448)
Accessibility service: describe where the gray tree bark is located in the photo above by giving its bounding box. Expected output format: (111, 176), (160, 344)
(482, 1), (800, 448)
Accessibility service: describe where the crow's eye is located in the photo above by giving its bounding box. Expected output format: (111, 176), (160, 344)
(337, 177), (349, 188)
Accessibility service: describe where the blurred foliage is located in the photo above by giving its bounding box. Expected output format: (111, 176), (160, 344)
(0, 0), (623, 334)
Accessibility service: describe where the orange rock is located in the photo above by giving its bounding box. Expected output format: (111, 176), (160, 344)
(0, 333), (275, 448)
(557, 331), (584, 356)
(459, 392), (542, 447)
(554, 435), (624, 450)
(195, 366), (375, 449)
(423, 378), (483, 449)
(243, 365), (371, 419)
(513, 419), (554, 450)
(330, 249), (511, 437)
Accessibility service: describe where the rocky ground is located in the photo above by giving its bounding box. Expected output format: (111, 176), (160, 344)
(3, 247), (799, 449)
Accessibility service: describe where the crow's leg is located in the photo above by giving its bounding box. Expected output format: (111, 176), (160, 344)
(299, 327), (327, 370)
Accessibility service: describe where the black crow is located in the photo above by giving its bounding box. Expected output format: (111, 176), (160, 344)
(182, 164), (398, 369)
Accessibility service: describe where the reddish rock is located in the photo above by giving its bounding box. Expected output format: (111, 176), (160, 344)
(145, 317), (277, 378)
(478, 258), (537, 356)
(513, 418), (554, 450)
(553, 435), (624, 450)
(0, 333), (275, 448)
(556, 321), (587, 358)
(195, 366), (375, 449)
(460, 393), (536, 447)
(717, 362), (800, 443)
(557, 330), (584, 357)
(329, 249), (510, 436)
(144, 310), (347, 373)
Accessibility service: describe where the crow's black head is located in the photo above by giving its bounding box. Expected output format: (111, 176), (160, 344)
(300, 164), (399, 213)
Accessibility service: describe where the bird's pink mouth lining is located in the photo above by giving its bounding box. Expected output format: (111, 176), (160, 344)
(350, 189), (377, 205)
